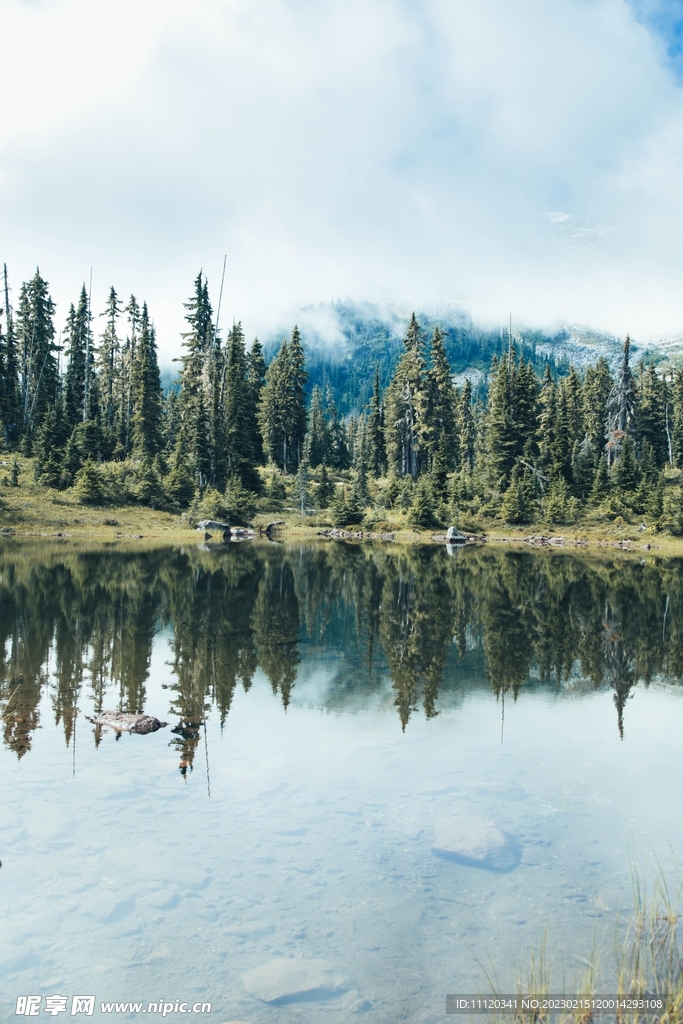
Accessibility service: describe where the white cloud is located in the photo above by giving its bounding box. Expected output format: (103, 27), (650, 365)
(1, 0), (683, 357)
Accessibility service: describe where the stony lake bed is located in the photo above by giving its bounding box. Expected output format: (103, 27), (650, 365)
(1, 541), (683, 1022)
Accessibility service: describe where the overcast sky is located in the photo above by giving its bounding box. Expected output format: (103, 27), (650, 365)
(2, 0), (683, 360)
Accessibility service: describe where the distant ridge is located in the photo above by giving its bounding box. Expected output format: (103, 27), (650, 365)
(260, 301), (636, 416)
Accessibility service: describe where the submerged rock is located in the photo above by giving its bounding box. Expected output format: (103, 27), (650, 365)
(242, 957), (349, 1005)
(88, 711), (168, 734)
(432, 815), (520, 871)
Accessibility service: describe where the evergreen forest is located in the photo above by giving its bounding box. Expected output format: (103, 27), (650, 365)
(3, 266), (683, 533)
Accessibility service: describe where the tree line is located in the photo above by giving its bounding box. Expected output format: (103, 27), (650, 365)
(2, 265), (683, 530)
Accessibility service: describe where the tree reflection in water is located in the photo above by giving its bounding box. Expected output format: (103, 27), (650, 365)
(0, 542), (681, 767)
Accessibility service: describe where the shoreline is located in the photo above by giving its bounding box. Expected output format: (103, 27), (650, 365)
(0, 509), (679, 557)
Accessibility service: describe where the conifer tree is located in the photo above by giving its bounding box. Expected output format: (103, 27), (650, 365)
(224, 322), (258, 490)
(325, 386), (350, 470)
(178, 272), (213, 466)
(368, 364), (386, 477)
(63, 287), (90, 428)
(611, 433), (639, 493)
(316, 463), (334, 508)
(537, 365), (556, 477)
(305, 385), (329, 468)
(385, 313), (428, 478)
(259, 339), (290, 471)
(425, 326), (456, 470)
(583, 357), (613, 454)
(121, 295), (141, 455)
(287, 326), (308, 468)
(637, 362), (667, 467)
(130, 304), (163, 458)
(671, 368), (683, 468)
(606, 335), (637, 464)
(458, 378), (475, 472)
(589, 455), (610, 506)
(247, 338), (266, 465)
(97, 286), (122, 446)
(486, 351), (517, 485)
(0, 272), (21, 448)
(500, 464), (536, 524)
(16, 269), (59, 444)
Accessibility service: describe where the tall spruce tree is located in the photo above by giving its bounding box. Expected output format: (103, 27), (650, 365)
(178, 272), (214, 473)
(63, 287), (90, 428)
(97, 286), (122, 447)
(425, 326), (456, 471)
(637, 362), (668, 467)
(458, 378), (475, 472)
(325, 385), (350, 470)
(606, 335), (637, 464)
(247, 338), (267, 465)
(16, 269), (59, 445)
(384, 313), (428, 478)
(367, 364), (386, 477)
(130, 304), (163, 457)
(583, 357), (613, 454)
(305, 384), (329, 468)
(0, 269), (21, 448)
(224, 322), (259, 490)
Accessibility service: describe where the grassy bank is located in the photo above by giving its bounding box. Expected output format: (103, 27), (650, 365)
(2, 455), (683, 555)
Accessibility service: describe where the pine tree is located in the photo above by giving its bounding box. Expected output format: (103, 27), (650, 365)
(486, 352), (516, 485)
(121, 295), (141, 455)
(570, 437), (595, 500)
(385, 313), (428, 478)
(325, 386), (350, 470)
(16, 269), (59, 445)
(611, 433), (639, 492)
(305, 385), (329, 468)
(287, 326), (308, 468)
(316, 463), (334, 508)
(537, 365), (556, 477)
(130, 304), (163, 457)
(589, 456), (610, 506)
(606, 335), (637, 464)
(500, 464), (535, 524)
(165, 439), (195, 508)
(0, 267), (21, 448)
(671, 369), (683, 468)
(259, 339), (290, 471)
(192, 390), (212, 488)
(178, 272), (214, 470)
(425, 326), (456, 470)
(63, 287), (89, 428)
(97, 286), (122, 447)
(294, 455), (310, 513)
(583, 357), (613, 454)
(368, 364), (386, 477)
(458, 378), (475, 472)
(637, 362), (667, 467)
(408, 475), (438, 528)
(224, 322), (259, 490)
(247, 339), (266, 465)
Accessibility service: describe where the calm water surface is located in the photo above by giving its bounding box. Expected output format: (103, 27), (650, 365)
(2, 541), (683, 1022)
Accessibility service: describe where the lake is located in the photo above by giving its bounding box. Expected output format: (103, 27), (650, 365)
(2, 541), (683, 1022)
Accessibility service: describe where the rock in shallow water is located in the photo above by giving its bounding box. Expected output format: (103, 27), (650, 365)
(242, 958), (349, 1004)
(88, 711), (168, 734)
(432, 815), (520, 871)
